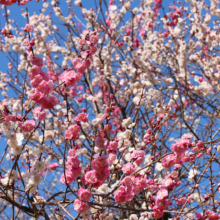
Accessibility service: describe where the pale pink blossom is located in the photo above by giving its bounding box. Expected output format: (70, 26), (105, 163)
(73, 199), (89, 213)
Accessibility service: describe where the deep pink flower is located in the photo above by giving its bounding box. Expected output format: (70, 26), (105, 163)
(90, 45), (97, 54)
(82, 59), (91, 69)
(78, 187), (92, 201)
(90, 35), (98, 44)
(133, 179), (142, 194)
(68, 149), (78, 158)
(60, 170), (75, 185)
(95, 137), (108, 150)
(130, 150), (145, 165)
(161, 154), (176, 169)
(108, 141), (118, 152)
(91, 154), (108, 170)
(73, 199), (89, 213)
(74, 112), (88, 122)
(120, 176), (133, 186)
(79, 39), (86, 45)
(29, 65), (41, 79)
(24, 24), (33, 32)
(0, 0), (17, 5)
(5, 115), (17, 122)
(19, 120), (35, 132)
(85, 170), (98, 184)
(60, 70), (82, 87)
(37, 80), (53, 95)
(71, 58), (81, 67)
(66, 157), (80, 169)
(122, 163), (136, 175)
(176, 197), (187, 205)
(152, 209), (164, 219)
(76, 64), (87, 74)
(46, 163), (59, 171)
(30, 74), (44, 88)
(114, 191), (127, 204)
(95, 168), (109, 182)
(65, 124), (80, 140)
(31, 57), (44, 68)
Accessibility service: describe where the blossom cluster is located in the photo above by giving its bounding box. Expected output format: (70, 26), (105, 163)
(0, 0), (220, 219)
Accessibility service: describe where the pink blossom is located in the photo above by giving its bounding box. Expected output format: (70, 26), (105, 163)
(161, 154), (176, 169)
(68, 149), (78, 158)
(74, 112), (88, 122)
(71, 58), (81, 67)
(0, 0), (17, 5)
(24, 24), (33, 32)
(66, 157), (80, 169)
(40, 95), (58, 109)
(60, 170), (75, 185)
(114, 191), (127, 204)
(95, 168), (109, 182)
(73, 199), (89, 213)
(90, 45), (97, 54)
(46, 163), (58, 171)
(19, 120), (35, 132)
(120, 176), (133, 186)
(28, 90), (42, 102)
(152, 209), (164, 219)
(76, 63), (87, 74)
(133, 179), (142, 194)
(78, 187), (92, 201)
(108, 141), (118, 152)
(154, 0), (162, 4)
(30, 74), (44, 88)
(5, 115), (17, 122)
(104, 123), (112, 132)
(29, 65), (41, 79)
(95, 137), (108, 150)
(138, 175), (148, 189)
(91, 154), (108, 170)
(122, 163), (136, 175)
(60, 70), (82, 87)
(106, 17), (111, 26)
(108, 153), (116, 164)
(65, 125), (80, 140)
(157, 189), (168, 200)
(176, 197), (187, 205)
(171, 139), (191, 154)
(195, 212), (206, 220)
(79, 39), (87, 45)
(23, 38), (30, 48)
(69, 87), (77, 97)
(90, 35), (98, 44)
(82, 59), (91, 69)
(40, 71), (50, 81)
(85, 170), (98, 184)
(161, 178), (174, 190)
(206, 211), (220, 220)
(155, 198), (169, 210)
(33, 107), (46, 121)
(82, 29), (89, 35)
(130, 150), (145, 165)
(37, 80), (53, 95)
(31, 57), (44, 68)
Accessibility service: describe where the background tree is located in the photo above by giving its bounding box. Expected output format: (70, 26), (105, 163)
(0, 0), (220, 219)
